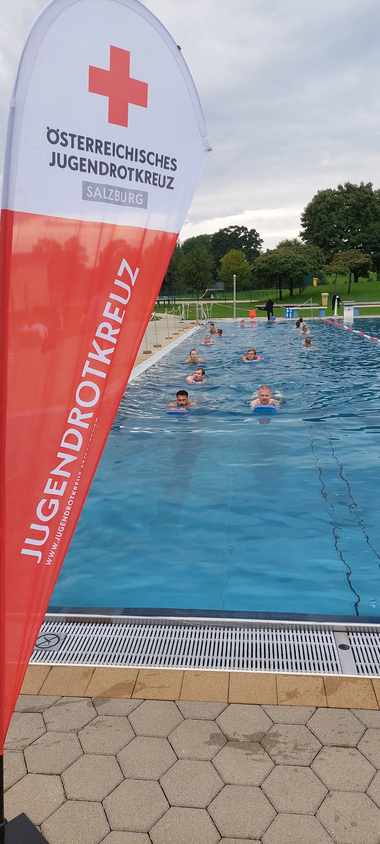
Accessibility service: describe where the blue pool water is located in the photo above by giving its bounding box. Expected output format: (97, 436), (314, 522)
(51, 318), (380, 618)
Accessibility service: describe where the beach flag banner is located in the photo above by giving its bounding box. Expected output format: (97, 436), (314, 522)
(0, 0), (210, 749)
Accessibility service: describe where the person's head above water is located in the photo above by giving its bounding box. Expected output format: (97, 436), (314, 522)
(303, 336), (312, 346)
(240, 320), (246, 326)
(257, 385), (272, 404)
(176, 390), (189, 406)
(246, 348), (258, 359)
(194, 367), (205, 379)
(216, 329), (223, 336)
(189, 349), (199, 359)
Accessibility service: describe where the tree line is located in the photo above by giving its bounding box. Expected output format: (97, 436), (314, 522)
(160, 182), (380, 299)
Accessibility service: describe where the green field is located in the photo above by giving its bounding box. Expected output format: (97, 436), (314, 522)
(155, 275), (380, 320)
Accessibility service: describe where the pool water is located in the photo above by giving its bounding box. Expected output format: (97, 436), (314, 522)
(51, 318), (380, 618)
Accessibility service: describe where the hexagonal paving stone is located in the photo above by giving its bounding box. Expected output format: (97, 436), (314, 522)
(5, 712), (46, 750)
(160, 759), (223, 807)
(216, 704), (272, 742)
(101, 835), (151, 844)
(312, 746), (376, 791)
(104, 779), (168, 832)
(93, 698), (143, 716)
(308, 708), (365, 746)
(263, 705), (315, 724)
(41, 799), (109, 844)
(117, 736), (176, 780)
(318, 791), (380, 844)
(4, 751), (27, 790)
(367, 770), (380, 808)
(15, 695), (61, 713)
(43, 696), (97, 732)
(150, 807), (220, 844)
(62, 753), (123, 800)
(262, 814), (334, 844)
(261, 723), (321, 766)
(262, 765), (327, 813)
(351, 709), (380, 729)
(78, 715), (134, 754)
(358, 729), (380, 768)
(5, 774), (64, 825)
(176, 701), (228, 720)
(208, 784), (275, 839)
(24, 730), (83, 774)
(129, 700), (183, 737)
(169, 719), (226, 761)
(213, 741), (274, 786)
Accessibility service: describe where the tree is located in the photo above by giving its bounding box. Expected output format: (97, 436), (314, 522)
(219, 249), (252, 290)
(211, 225), (263, 265)
(328, 249), (372, 293)
(252, 242), (325, 298)
(300, 182), (380, 270)
(177, 248), (215, 297)
(160, 243), (184, 295)
(181, 234), (212, 255)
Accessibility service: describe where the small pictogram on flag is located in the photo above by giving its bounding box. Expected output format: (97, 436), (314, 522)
(89, 46), (148, 127)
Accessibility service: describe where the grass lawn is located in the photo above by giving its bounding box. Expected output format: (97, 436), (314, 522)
(155, 276), (380, 320)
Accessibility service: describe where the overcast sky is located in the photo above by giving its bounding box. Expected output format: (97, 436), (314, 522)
(1, 0), (380, 248)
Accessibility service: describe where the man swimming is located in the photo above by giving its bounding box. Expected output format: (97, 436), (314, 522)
(184, 349), (204, 364)
(241, 348), (261, 361)
(187, 367), (206, 384)
(168, 390), (195, 409)
(250, 386), (280, 409)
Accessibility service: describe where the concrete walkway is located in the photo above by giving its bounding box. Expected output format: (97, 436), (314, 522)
(4, 666), (380, 844)
(132, 312), (197, 368)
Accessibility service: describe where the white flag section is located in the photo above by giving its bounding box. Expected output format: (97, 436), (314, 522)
(1, 0), (210, 749)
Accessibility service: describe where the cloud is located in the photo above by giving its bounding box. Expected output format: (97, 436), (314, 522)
(1, 0), (380, 249)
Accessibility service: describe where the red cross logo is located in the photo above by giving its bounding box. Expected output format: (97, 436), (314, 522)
(89, 46), (148, 127)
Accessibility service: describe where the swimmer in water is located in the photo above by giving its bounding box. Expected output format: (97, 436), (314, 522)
(240, 320), (246, 327)
(201, 334), (214, 345)
(300, 324), (310, 335)
(209, 323), (217, 333)
(302, 336), (312, 347)
(184, 349), (204, 364)
(250, 386), (280, 410)
(216, 329), (223, 336)
(187, 367), (206, 384)
(241, 348), (261, 361)
(168, 390), (195, 409)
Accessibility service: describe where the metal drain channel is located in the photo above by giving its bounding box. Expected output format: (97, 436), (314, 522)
(348, 630), (380, 676)
(31, 619), (347, 674)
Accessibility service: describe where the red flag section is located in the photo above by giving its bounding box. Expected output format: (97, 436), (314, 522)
(0, 0), (210, 749)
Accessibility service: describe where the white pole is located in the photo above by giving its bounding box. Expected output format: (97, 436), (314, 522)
(334, 298), (338, 317)
(233, 274), (236, 319)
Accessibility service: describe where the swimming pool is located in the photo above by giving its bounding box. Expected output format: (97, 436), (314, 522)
(50, 318), (380, 619)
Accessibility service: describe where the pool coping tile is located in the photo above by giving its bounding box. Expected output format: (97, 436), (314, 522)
(39, 666), (95, 697)
(229, 672), (277, 705)
(324, 676), (379, 709)
(132, 669), (183, 700)
(277, 674), (327, 707)
(20, 666), (380, 710)
(180, 671), (229, 702)
(84, 667), (139, 698)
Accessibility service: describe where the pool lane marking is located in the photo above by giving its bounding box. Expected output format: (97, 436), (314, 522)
(323, 318), (380, 343)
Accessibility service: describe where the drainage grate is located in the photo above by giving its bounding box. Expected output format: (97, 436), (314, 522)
(31, 620), (342, 674)
(348, 630), (380, 675)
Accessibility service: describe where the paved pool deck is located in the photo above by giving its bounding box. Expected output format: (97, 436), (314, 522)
(4, 665), (380, 844)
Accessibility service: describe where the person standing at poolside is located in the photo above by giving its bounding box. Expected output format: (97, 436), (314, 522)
(261, 298), (275, 320)
(168, 390), (195, 408)
(250, 386), (280, 409)
(187, 368), (206, 384)
(185, 349), (204, 364)
(241, 348), (261, 361)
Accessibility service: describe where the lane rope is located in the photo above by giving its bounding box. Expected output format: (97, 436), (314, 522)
(322, 318), (380, 343)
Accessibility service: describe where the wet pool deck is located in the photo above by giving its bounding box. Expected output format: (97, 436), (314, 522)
(5, 665), (380, 844)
